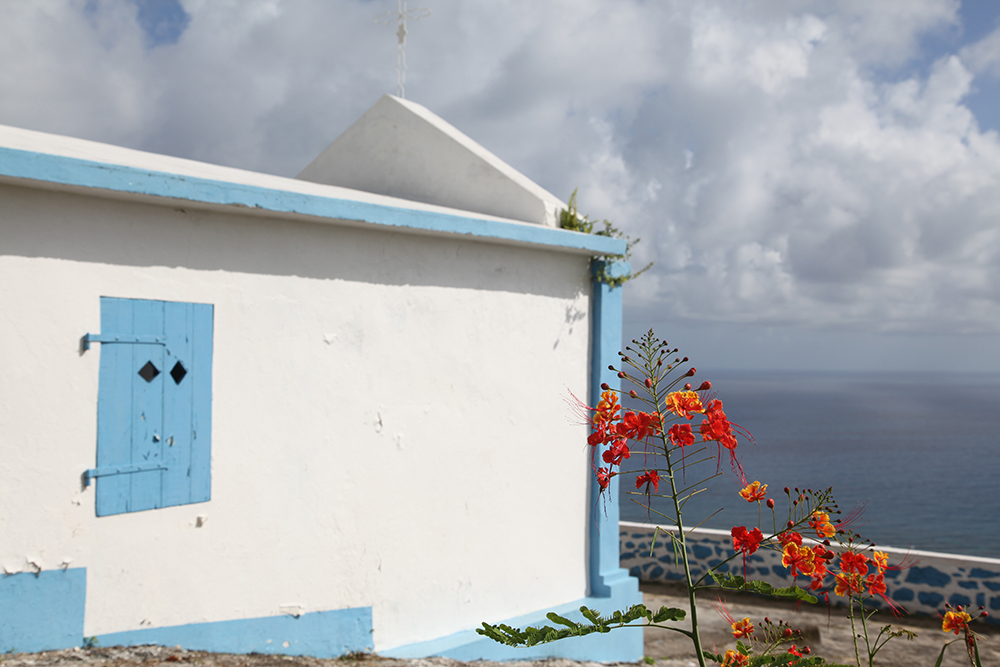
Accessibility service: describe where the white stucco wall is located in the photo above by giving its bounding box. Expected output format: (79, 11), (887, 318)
(0, 182), (594, 650)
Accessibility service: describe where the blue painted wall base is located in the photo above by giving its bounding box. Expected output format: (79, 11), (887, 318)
(383, 580), (642, 662)
(96, 607), (373, 658)
(0, 569), (87, 653)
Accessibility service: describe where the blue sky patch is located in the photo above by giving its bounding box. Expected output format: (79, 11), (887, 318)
(133, 0), (191, 47)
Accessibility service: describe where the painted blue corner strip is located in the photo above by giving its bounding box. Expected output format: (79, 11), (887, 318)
(588, 260), (640, 600)
(96, 606), (372, 658)
(0, 147), (626, 256)
(0, 568), (86, 653)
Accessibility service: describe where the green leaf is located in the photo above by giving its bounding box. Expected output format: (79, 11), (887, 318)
(579, 607), (601, 625)
(714, 573), (817, 604)
(652, 606), (686, 623)
(546, 612), (580, 630)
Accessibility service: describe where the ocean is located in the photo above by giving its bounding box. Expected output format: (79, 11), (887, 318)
(617, 371), (1000, 559)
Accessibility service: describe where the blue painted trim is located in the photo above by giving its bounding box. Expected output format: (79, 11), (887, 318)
(588, 260), (640, 601)
(96, 606), (373, 657)
(0, 147), (626, 256)
(0, 568), (86, 653)
(383, 587), (642, 662)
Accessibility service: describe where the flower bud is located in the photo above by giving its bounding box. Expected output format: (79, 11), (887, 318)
(782, 628), (793, 638)
(803, 647), (811, 655)
(685, 367), (696, 376)
(601, 383), (610, 390)
(784, 487), (790, 495)
(697, 381), (712, 391)
(764, 617), (770, 624)
(608, 365), (616, 371)
(766, 498), (775, 509)
(984, 611), (989, 617)
(645, 378), (653, 388)
(629, 390), (638, 398)
(618, 372), (626, 378)
(683, 383), (692, 390)
(682, 357), (689, 362)
(787, 521), (794, 529)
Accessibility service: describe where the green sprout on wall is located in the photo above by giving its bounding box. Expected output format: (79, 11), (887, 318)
(559, 189), (653, 288)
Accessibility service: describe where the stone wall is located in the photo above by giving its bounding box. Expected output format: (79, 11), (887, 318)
(621, 521), (1000, 626)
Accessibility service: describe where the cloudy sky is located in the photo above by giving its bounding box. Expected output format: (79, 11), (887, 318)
(3, 0), (999, 372)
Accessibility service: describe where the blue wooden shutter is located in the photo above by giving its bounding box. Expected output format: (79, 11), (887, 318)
(94, 298), (213, 516)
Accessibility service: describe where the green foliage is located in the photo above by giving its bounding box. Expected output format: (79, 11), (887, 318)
(82, 636), (99, 649)
(476, 604), (687, 648)
(711, 573), (819, 604)
(558, 189), (652, 287)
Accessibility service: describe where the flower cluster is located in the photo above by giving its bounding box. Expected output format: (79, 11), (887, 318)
(587, 389), (663, 490)
(715, 600), (813, 665)
(587, 351), (745, 498)
(940, 602), (989, 665)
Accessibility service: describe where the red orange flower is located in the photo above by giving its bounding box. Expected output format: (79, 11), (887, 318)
(732, 526), (764, 556)
(809, 545), (829, 590)
(866, 572), (887, 596)
(594, 391), (621, 426)
(602, 438), (631, 466)
(840, 552), (869, 576)
(699, 399), (738, 450)
(616, 411), (661, 440)
(731, 617), (754, 639)
(721, 650), (748, 667)
(667, 423), (695, 447)
(871, 551), (889, 573)
(777, 531), (803, 548)
(739, 481), (767, 503)
(664, 391), (704, 419)
(942, 610), (972, 635)
(808, 511), (835, 539)
(635, 470), (660, 493)
(782, 543), (816, 577)
(834, 572), (864, 597)
(596, 468), (614, 491)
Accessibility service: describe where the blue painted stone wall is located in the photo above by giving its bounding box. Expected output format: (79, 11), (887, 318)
(621, 522), (1000, 626)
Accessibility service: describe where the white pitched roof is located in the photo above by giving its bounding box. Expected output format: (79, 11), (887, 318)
(297, 95), (566, 227)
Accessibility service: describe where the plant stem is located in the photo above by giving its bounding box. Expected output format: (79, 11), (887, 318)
(859, 605), (873, 667)
(659, 427), (707, 667)
(849, 599), (862, 667)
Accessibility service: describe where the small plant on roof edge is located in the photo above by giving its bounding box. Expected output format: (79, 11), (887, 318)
(559, 189), (652, 288)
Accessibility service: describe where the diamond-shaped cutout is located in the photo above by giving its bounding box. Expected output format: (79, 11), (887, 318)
(138, 361), (160, 383)
(170, 361), (188, 385)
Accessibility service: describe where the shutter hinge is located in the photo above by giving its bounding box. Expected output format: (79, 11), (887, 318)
(84, 462), (168, 487)
(82, 333), (167, 351)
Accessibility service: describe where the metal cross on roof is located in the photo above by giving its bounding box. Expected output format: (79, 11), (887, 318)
(375, 0), (431, 99)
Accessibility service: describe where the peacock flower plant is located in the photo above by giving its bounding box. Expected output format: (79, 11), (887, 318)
(477, 329), (985, 667)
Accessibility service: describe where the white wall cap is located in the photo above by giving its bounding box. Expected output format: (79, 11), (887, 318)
(0, 122), (540, 227)
(297, 95), (567, 227)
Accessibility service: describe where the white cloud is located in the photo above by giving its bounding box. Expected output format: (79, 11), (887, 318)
(1, 0), (998, 342)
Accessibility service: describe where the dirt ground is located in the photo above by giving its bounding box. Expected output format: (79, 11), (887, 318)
(3, 583), (996, 667)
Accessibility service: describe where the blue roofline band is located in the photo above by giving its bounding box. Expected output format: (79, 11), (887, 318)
(0, 147), (627, 257)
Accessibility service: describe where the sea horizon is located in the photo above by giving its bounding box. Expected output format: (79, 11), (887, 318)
(617, 369), (1000, 559)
